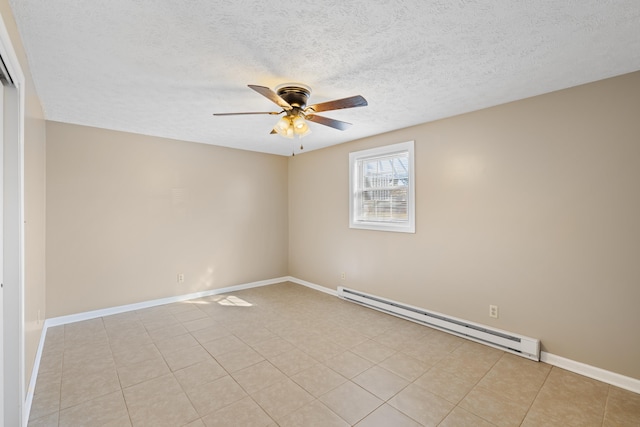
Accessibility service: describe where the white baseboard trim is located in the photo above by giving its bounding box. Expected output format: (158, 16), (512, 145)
(23, 322), (47, 427)
(285, 276), (338, 296)
(43, 276), (336, 329)
(541, 351), (640, 394)
(45, 276), (290, 327)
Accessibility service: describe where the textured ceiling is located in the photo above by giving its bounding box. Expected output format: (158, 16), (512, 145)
(9, 1), (640, 156)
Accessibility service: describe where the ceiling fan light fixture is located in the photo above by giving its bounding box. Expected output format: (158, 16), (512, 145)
(292, 116), (305, 130)
(274, 116), (293, 138)
(274, 114), (310, 139)
(292, 116), (310, 137)
(275, 116), (290, 131)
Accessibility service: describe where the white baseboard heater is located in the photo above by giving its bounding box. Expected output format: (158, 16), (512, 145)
(338, 287), (540, 361)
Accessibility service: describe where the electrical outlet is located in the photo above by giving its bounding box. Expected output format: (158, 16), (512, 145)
(177, 273), (185, 283)
(489, 305), (499, 319)
(340, 272), (346, 280)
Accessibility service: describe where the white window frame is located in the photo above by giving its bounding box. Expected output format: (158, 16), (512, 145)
(349, 141), (415, 233)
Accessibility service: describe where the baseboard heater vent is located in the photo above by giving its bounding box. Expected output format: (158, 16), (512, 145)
(338, 287), (540, 361)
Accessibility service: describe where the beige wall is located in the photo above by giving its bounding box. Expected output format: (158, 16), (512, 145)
(289, 71), (640, 380)
(46, 123), (288, 317)
(0, 3), (47, 392)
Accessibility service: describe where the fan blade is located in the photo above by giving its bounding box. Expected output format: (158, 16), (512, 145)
(306, 114), (352, 130)
(213, 111), (281, 116)
(248, 85), (293, 110)
(306, 95), (367, 113)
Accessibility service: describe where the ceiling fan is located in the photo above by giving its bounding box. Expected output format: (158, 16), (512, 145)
(214, 84), (368, 143)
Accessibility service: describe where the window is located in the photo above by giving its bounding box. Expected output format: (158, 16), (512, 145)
(349, 141), (415, 233)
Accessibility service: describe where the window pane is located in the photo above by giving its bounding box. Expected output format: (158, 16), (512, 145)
(357, 152), (409, 223)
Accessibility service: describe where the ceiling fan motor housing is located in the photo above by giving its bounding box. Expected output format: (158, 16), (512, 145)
(276, 84), (311, 110)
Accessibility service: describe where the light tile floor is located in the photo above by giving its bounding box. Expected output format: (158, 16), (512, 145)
(28, 282), (640, 426)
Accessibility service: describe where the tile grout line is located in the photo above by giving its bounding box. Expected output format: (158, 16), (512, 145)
(600, 384), (612, 427)
(115, 312), (140, 427)
(56, 328), (65, 427)
(518, 364), (554, 426)
(447, 351), (503, 427)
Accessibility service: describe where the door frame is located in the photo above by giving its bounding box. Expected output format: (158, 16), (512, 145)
(0, 10), (26, 427)
(0, 77), (4, 427)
